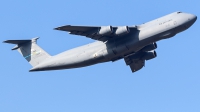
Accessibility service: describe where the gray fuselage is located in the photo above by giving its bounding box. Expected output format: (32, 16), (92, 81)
(30, 12), (197, 71)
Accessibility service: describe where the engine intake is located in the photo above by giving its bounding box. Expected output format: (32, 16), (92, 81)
(115, 26), (130, 36)
(98, 26), (113, 35)
(141, 50), (157, 60)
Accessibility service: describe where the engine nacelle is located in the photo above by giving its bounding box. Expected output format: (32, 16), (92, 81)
(141, 50), (157, 60)
(98, 26), (113, 35)
(115, 26), (130, 36)
(141, 43), (157, 52)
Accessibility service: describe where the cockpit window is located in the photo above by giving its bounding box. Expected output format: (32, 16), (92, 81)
(177, 11), (182, 14)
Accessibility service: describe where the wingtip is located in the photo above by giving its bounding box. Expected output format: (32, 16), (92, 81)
(54, 25), (71, 30)
(54, 27), (59, 30)
(3, 40), (10, 43)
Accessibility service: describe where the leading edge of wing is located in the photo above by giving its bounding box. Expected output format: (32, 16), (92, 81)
(54, 25), (138, 32)
(54, 25), (100, 32)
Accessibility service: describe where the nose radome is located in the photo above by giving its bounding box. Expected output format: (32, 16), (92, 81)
(192, 14), (197, 22)
(188, 13), (197, 23)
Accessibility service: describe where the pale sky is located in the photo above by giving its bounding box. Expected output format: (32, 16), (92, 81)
(0, 0), (199, 112)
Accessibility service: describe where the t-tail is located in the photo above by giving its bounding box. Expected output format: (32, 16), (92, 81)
(4, 37), (51, 67)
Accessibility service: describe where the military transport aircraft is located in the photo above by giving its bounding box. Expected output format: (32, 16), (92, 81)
(4, 11), (197, 72)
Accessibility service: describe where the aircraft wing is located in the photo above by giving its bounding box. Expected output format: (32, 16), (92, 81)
(124, 56), (145, 73)
(55, 25), (137, 41)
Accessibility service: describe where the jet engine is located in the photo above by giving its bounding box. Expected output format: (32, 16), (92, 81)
(98, 26), (113, 35)
(141, 43), (157, 52)
(141, 50), (157, 60)
(115, 26), (130, 36)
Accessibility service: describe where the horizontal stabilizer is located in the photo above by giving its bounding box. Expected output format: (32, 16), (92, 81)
(4, 40), (31, 44)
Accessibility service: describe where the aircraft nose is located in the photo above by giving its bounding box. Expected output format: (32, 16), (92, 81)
(189, 14), (197, 23)
(188, 14), (197, 25)
(182, 13), (197, 29)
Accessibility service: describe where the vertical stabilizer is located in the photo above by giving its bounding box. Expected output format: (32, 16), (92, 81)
(4, 37), (51, 67)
